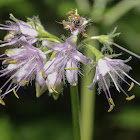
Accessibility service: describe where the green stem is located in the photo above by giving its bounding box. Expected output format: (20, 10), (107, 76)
(70, 86), (81, 140)
(80, 41), (96, 140)
(80, 27), (99, 140)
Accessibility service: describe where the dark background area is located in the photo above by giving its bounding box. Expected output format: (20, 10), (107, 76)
(0, 0), (140, 140)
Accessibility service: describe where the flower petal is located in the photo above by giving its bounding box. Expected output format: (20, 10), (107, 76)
(42, 41), (64, 51)
(18, 21), (38, 36)
(87, 72), (98, 90)
(66, 59), (78, 85)
(74, 51), (92, 65)
(46, 72), (61, 93)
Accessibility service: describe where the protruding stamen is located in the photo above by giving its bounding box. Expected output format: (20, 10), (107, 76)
(108, 105), (114, 112)
(0, 90), (2, 94)
(72, 22), (75, 30)
(65, 67), (76, 70)
(0, 40), (2, 43)
(109, 98), (115, 106)
(8, 60), (18, 64)
(73, 83), (77, 86)
(0, 97), (5, 105)
(82, 33), (90, 37)
(62, 20), (66, 27)
(128, 82), (134, 91)
(41, 69), (46, 79)
(50, 51), (57, 61)
(126, 95), (135, 101)
(13, 88), (19, 99)
(66, 11), (73, 15)
(50, 85), (58, 94)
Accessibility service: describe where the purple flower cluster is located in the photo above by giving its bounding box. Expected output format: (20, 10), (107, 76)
(0, 13), (92, 104)
(0, 10), (139, 112)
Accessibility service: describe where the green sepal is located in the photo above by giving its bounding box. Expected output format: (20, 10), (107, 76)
(35, 81), (47, 98)
(48, 84), (63, 100)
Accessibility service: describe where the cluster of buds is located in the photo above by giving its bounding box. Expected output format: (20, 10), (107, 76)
(0, 9), (139, 112)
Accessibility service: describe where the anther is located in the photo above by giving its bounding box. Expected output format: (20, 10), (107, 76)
(126, 95), (135, 101)
(108, 105), (114, 112)
(41, 69), (46, 79)
(8, 60), (18, 64)
(0, 97), (5, 106)
(25, 80), (29, 84)
(19, 80), (29, 86)
(65, 67), (76, 70)
(72, 22), (75, 30)
(128, 82), (134, 91)
(50, 51), (57, 61)
(13, 88), (19, 99)
(50, 85), (58, 94)
(62, 20), (66, 27)
(72, 83), (77, 86)
(73, 14), (80, 18)
(82, 33), (90, 37)
(0, 90), (5, 105)
(109, 98), (115, 106)
(66, 11), (73, 15)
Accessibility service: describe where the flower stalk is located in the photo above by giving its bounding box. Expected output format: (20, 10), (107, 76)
(70, 85), (81, 140)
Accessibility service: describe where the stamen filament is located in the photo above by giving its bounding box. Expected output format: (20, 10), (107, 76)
(113, 43), (140, 59)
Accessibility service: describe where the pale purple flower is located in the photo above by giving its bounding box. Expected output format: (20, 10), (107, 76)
(0, 14), (38, 47)
(0, 38), (46, 102)
(87, 57), (140, 112)
(42, 34), (92, 93)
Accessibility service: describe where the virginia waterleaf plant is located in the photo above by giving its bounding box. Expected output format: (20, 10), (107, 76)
(0, 9), (140, 139)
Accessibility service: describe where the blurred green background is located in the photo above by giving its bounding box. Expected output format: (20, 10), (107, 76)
(0, 0), (140, 140)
